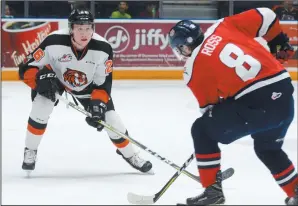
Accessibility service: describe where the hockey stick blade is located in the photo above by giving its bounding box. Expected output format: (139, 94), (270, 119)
(127, 192), (155, 205)
(127, 168), (235, 205)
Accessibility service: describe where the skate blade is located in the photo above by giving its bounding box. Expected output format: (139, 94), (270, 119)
(144, 169), (155, 175)
(25, 170), (32, 178)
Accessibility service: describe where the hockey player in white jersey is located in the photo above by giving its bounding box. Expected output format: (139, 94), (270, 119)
(18, 9), (153, 174)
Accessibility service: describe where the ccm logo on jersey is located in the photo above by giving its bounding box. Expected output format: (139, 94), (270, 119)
(201, 35), (222, 56)
(39, 73), (56, 79)
(63, 68), (88, 87)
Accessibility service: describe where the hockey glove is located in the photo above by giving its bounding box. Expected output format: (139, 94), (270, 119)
(35, 67), (57, 102)
(276, 42), (295, 64)
(85, 99), (107, 132)
(268, 32), (295, 64)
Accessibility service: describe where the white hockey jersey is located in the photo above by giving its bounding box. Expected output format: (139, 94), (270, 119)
(19, 28), (113, 99)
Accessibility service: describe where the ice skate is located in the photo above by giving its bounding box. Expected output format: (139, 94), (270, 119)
(285, 186), (298, 205)
(116, 149), (154, 174)
(185, 171), (225, 205)
(22, 147), (37, 176)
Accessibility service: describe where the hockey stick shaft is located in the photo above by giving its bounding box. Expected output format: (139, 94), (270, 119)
(56, 94), (201, 183)
(153, 153), (194, 203)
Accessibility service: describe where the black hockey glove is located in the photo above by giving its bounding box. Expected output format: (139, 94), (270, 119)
(268, 32), (295, 64)
(85, 99), (107, 132)
(35, 67), (57, 102)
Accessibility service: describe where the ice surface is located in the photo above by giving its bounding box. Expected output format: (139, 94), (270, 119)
(2, 80), (297, 205)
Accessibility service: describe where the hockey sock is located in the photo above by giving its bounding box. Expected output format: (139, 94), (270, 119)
(26, 117), (47, 150)
(196, 152), (221, 187)
(273, 164), (298, 197)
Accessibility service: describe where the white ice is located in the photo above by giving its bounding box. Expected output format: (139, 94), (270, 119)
(2, 80), (297, 205)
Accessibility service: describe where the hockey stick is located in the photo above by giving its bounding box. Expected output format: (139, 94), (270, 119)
(127, 156), (235, 205)
(56, 94), (201, 182)
(56, 94), (234, 186)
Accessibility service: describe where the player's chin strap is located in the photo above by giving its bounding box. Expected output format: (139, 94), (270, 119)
(55, 93), (202, 183)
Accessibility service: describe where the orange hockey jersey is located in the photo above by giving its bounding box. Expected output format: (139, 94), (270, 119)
(184, 8), (291, 113)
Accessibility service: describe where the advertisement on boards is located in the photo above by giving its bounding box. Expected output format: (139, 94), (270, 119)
(1, 21), (59, 68)
(95, 22), (213, 67)
(1, 20), (297, 70)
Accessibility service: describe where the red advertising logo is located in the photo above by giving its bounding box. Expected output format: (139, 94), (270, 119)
(1, 21), (58, 68)
(104, 25), (130, 53)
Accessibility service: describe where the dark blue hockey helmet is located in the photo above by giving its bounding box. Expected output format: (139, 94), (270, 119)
(168, 20), (204, 60)
(68, 9), (95, 32)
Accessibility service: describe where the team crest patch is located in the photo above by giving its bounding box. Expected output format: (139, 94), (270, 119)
(63, 68), (88, 87)
(59, 54), (72, 62)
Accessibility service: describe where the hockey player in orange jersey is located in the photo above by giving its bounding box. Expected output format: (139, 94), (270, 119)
(18, 9), (153, 175)
(169, 8), (297, 205)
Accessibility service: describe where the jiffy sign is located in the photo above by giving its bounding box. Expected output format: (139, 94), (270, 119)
(96, 22), (212, 67)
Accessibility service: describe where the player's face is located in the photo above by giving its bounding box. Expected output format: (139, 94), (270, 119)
(72, 24), (93, 48)
(119, 2), (128, 12)
(172, 45), (192, 60)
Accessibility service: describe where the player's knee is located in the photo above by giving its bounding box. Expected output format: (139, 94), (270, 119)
(191, 117), (205, 142)
(191, 117), (229, 145)
(254, 147), (291, 172)
(254, 147), (266, 161)
(30, 94), (55, 124)
(254, 140), (283, 159)
(105, 110), (126, 135)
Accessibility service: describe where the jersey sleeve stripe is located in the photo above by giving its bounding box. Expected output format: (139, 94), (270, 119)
(255, 8), (277, 37)
(91, 89), (109, 103)
(22, 68), (39, 89)
(266, 16), (277, 36)
(263, 16), (282, 42)
(255, 8), (264, 38)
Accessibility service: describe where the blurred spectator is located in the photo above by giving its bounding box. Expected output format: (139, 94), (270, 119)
(4, 4), (14, 18)
(110, 1), (131, 18)
(139, 3), (159, 18)
(273, 0), (298, 20)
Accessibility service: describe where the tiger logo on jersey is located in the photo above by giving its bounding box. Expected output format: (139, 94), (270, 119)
(63, 68), (88, 87)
